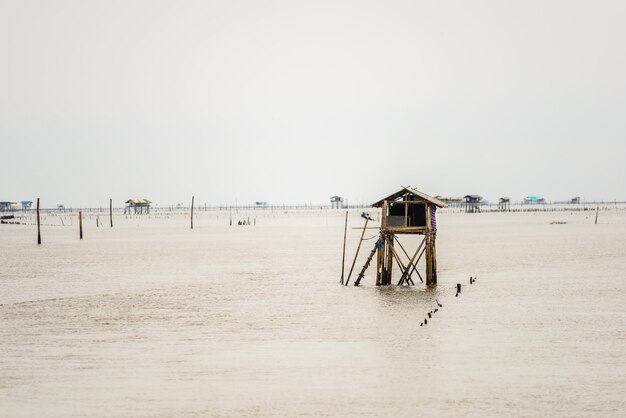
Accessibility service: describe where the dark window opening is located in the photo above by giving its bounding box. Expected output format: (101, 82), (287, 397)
(408, 203), (427, 227)
(387, 202), (406, 226)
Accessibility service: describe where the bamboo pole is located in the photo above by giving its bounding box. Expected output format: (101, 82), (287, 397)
(394, 236), (422, 282)
(340, 211), (348, 284)
(595, 204), (599, 224)
(191, 195), (195, 229)
(79, 211), (83, 239)
(388, 244), (415, 286)
(36, 198), (41, 245)
(109, 198), (113, 228)
(385, 234), (394, 285)
(345, 218), (368, 286)
(390, 238), (419, 286)
(354, 240), (379, 286)
(375, 239), (382, 286)
(395, 235), (426, 282)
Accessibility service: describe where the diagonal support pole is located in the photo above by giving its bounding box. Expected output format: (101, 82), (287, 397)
(405, 246), (427, 285)
(405, 245), (426, 285)
(395, 237), (425, 286)
(394, 236), (426, 283)
(345, 219), (368, 286)
(389, 245), (410, 284)
(388, 244), (416, 285)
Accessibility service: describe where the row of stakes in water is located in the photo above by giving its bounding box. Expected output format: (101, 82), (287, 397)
(420, 276), (477, 327)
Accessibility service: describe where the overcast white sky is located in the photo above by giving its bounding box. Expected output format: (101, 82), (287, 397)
(1, 0), (624, 207)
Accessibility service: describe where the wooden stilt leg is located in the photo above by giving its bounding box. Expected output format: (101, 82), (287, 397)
(426, 233), (437, 285)
(375, 238), (382, 286)
(385, 234), (394, 285)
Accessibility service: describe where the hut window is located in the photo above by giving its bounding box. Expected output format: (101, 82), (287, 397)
(408, 203), (427, 227)
(387, 202), (406, 226)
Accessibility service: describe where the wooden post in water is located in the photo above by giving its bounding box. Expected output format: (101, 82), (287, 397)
(425, 229), (439, 285)
(385, 235), (394, 285)
(79, 211), (83, 239)
(595, 204), (599, 225)
(36, 198), (41, 245)
(191, 195), (195, 229)
(109, 198), (113, 228)
(340, 211), (348, 284)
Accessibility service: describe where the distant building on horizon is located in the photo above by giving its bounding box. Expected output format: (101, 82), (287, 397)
(0, 201), (19, 211)
(499, 197), (511, 211)
(124, 198), (151, 214)
(464, 195), (482, 213)
(330, 196), (344, 209)
(523, 196), (546, 204)
(434, 196), (464, 208)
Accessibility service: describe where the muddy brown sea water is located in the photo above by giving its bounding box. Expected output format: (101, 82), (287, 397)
(1, 208), (625, 417)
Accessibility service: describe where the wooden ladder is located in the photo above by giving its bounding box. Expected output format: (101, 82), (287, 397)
(354, 240), (382, 286)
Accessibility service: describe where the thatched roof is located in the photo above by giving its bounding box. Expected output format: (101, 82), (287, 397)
(371, 186), (448, 208)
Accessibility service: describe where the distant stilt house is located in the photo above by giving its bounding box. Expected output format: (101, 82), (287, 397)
(434, 196), (464, 208)
(347, 186), (447, 287)
(0, 201), (17, 211)
(124, 198), (151, 214)
(498, 197), (510, 211)
(570, 196), (581, 204)
(464, 195), (482, 213)
(255, 201), (268, 208)
(330, 196), (344, 209)
(523, 196), (545, 205)
(20, 200), (33, 210)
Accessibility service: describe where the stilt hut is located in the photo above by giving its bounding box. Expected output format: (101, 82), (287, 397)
(330, 196), (344, 209)
(464, 195), (482, 213)
(124, 198), (151, 214)
(348, 186), (447, 287)
(498, 197), (510, 211)
(435, 196), (464, 208)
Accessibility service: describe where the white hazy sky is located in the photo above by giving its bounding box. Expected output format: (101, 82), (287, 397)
(1, 0), (625, 207)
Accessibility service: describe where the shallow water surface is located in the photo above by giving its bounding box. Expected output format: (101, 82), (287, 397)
(1, 209), (625, 417)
